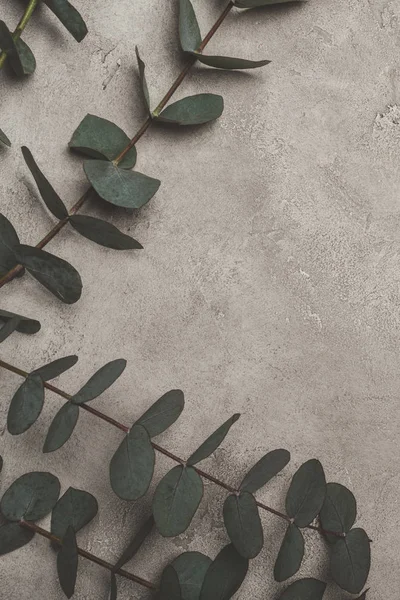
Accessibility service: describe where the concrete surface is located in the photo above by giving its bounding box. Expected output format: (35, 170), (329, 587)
(0, 0), (399, 597)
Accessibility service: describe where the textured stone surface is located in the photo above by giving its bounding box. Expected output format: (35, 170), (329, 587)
(0, 0), (399, 598)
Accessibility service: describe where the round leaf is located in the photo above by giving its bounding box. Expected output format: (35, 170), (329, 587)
(51, 487), (98, 540)
(187, 414), (240, 466)
(159, 565), (182, 600)
(285, 459), (326, 527)
(330, 528), (371, 594)
(278, 578), (327, 600)
(7, 374), (45, 435)
(240, 448), (290, 493)
(0, 213), (20, 276)
(159, 94), (224, 126)
(43, 0), (88, 42)
(69, 215), (142, 250)
(274, 523), (304, 582)
(57, 525), (78, 599)
(172, 552), (212, 600)
(71, 358), (126, 404)
(223, 492), (263, 558)
(194, 53), (270, 70)
(179, 0), (201, 52)
(0, 128), (11, 147)
(199, 544), (249, 600)
(33, 355), (78, 381)
(0, 309), (40, 334)
(136, 389), (184, 438)
(43, 401), (80, 453)
(1, 471), (60, 522)
(320, 482), (356, 541)
(0, 522), (35, 556)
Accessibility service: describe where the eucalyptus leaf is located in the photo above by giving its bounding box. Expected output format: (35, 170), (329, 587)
(135, 47), (151, 112)
(172, 552), (212, 600)
(69, 215), (143, 250)
(43, 0), (88, 42)
(57, 525), (78, 599)
(223, 492), (263, 558)
(109, 574), (118, 600)
(179, 0), (201, 52)
(320, 482), (356, 542)
(187, 414), (240, 466)
(7, 374), (45, 435)
(109, 425), (155, 500)
(113, 515), (154, 572)
(159, 94), (224, 126)
(285, 459), (326, 527)
(136, 389), (184, 437)
(193, 52), (270, 70)
(330, 528), (371, 594)
(278, 578), (327, 600)
(0, 128), (11, 147)
(0, 213), (20, 276)
(15, 39), (36, 75)
(0, 522), (35, 556)
(274, 523), (304, 582)
(1, 471), (60, 522)
(69, 114), (137, 169)
(0, 309), (40, 334)
(199, 544), (249, 600)
(33, 355), (78, 381)
(43, 401), (80, 453)
(84, 160), (161, 209)
(51, 487), (98, 540)
(153, 465), (203, 537)
(17, 245), (82, 304)
(71, 358), (126, 404)
(235, 0), (304, 7)
(21, 147), (68, 220)
(0, 21), (24, 76)
(159, 565), (182, 600)
(240, 448), (290, 493)
(0, 316), (20, 343)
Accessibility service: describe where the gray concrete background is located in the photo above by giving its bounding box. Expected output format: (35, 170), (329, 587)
(0, 0), (398, 597)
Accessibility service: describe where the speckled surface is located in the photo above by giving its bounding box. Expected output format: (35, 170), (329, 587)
(0, 0), (399, 598)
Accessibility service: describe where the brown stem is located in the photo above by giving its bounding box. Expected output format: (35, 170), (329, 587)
(20, 521), (156, 590)
(0, 1), (234, 289)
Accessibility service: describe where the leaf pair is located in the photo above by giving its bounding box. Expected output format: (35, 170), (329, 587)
(0, 21), (36, 76)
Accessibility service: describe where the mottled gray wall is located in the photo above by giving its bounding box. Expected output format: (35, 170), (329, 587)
(1, 0), (399, 598)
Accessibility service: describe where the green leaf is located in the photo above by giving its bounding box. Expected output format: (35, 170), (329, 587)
(193, 52), (270, 70)
(235, 0), (304, 7)
(0, 316), (20, 342)
(0, 213), (20, 276)
(7, 374), (45, 435)
(274, 523), (304, 582)
(135, 47), (151, 112)
(240, 448), (290, 493)
(330, 528), (371, 594)
(84, 160), (161, 209)
(199, 544), (248, 600)
(0, 522), (35, 556)
(0, 309), (40, 334)
(51, 487), (98, 540)
(109, 425), (155, 500)
(1, 471), (60, 522)
(285, 459), (326, 527)
(43, 401), (80, 453)
(57, 526), (78, 599)
(17, 245), (82, 304)
(43, 0), (88, 42)
(69, 215), (142, 250)
(136, 389), (184, 437)
(158, 94), (224, 126)
(113, 515), (154, 571)
(0, 21), (24, 77)
(69, 114), (137, 169)
(159, 565), (182, 600)
(153, 465), (203, 537)
(21, 147), (68, 220)
(109, 574), (117, 600)
(179, 0), (201, 52)
(15, 39), (36, 75)
(320, 482), (356, 542)
(187, 414), (240, 466)
(172, 552), (212, 600)
(0, 128), (11, 147)
(223, 492), (263, 558)
(33, 355), (78, 381)
(71, 358), (126, 404)
(278, 578), (327, 600)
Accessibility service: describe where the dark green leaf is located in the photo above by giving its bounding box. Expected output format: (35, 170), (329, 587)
(17, 245), (82, 304)
(0, 522), (35, 556)
(1, 471), (60, 521)
(51, 487), (98, 540)
(69, 114), (137, 169)
(285, 459), (326, 527)
(330, 528), (371, 594)
(223, 492), (263, 558)
(187, 414), (240, 466)
(109, 574), (117, 600)
(71, 358), (126, 404)
(193, 52), (270, 70)
(57, 526), (78, 599)
(69, 215), (142, 250)
(43, 402), (80, 453)
(0, 213), (20, 276)
(274, 523), (304, 582)
(0, 21), (24, 77)
(113, 515), (154, 571)
(0, 128), (11, 147)
(15, 39), (36, 75)
(0, 316), (20, 342)
(320, 482), (356, 542)
(240, 448), (290, 493)
(33, 355), (78, 381)
(21, 147), (68, 220)
(199, 544), (248, 600)
(0, 309), (40, 334)
(278, 578), (327, 600)
(84, 160), (161, 209)
(7, 374), (44, 435)
(179, 0), (201, 52)
(135, 47), (151, 112)
(172, 552), (212, 600)
(235, 0), (304, 7)
(110, 425), (155, 500)
(43, 0), (88, 42)
(159, 565), (182, 600)
(153, 465), (203, 537)
(158, 94), (224, 126)
(136, 389), (184, 437)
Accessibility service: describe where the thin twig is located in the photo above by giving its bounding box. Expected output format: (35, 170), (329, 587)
(0, 0), (39, 69)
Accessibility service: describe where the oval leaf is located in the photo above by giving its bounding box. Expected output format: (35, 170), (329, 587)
(84, 160), (161, 209)
(330, 528), (371, 594)
(0, 213), (20, 276)
(0, 309), (40, 335)
(285, 459), (326, 527)
(7, 374), (45, 435)
(43, 401), (80, 453)
(223, 492), (263, 558)
(240, 448), (290, 493)
(43, 0), (88, 42)
(187, 414), (240, 466)
(57, 526), (78, 599)
(51, 487), (98, 540)
(199, 544), (248, 600)
(153, 465), (203, 537)
(113, 515), (154, 571)
(0, 128), (11, 147)
(71, 358), (126, 404)
(69, 215), (142, 250)
(278, 578), (327, 600)
(1, 471), (60, 522)
(159, 94), (224, 126)
(15, 39), (36, 75)
(179, 0), (201, 52)
(136, 389), (184, 438)
(135, 47), (151, 112)
(110, 425), (155, 500)
(0, 21), (24, 76)
(160, 565), (182, 600)
(33, 355), (78, 381)
(320, 482), (356, 541)
(235, 0), (303, 7)
(194, 53), (270, 70)
(172, 552), (212, 600)
(69, 114), (137, 169)
(274, 523), (304, 582)
(0, 522), (35, 556)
